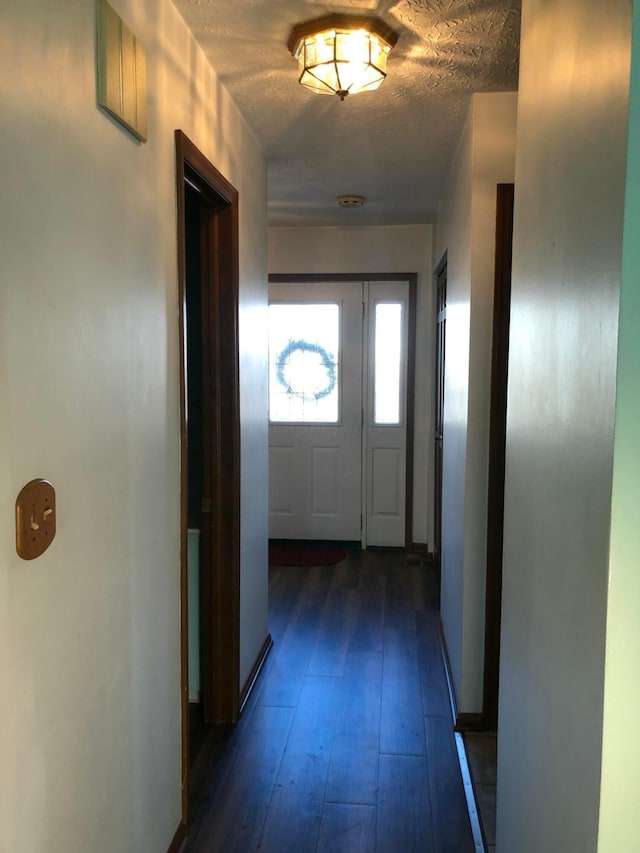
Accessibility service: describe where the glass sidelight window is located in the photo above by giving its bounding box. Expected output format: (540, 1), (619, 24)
(269, 303), (340, 423)
(373, 302), (403, 425)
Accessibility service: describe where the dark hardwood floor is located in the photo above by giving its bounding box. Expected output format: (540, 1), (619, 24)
(185, 549), (474, 852)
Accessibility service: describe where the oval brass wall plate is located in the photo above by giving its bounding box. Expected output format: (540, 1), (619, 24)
(16, 479), (56, 560)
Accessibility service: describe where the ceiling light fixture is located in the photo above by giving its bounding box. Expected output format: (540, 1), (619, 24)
(288, 14), (398, 101)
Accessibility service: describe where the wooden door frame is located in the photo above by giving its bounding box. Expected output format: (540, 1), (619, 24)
(482, 183), (515, 727)
(175, 130), (241, 825)
(433, 253), (447, 568)
(268, 272), (417, 548)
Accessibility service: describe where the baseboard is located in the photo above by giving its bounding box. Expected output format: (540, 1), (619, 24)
(239, 633), (273, 714)
(438, 616), (487, 852)
(437, 618), (458, 724)
(167, 820), (187, 853)
(436, 621), (488, 731)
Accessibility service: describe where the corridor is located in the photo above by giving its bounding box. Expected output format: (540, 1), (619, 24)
(185, 549), (474, 852)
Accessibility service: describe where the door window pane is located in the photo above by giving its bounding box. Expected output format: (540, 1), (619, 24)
(374, 302), (402, 424)
(269, 303), (339, 423)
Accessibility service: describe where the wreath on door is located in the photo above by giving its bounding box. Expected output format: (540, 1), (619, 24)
(276, 340), (337, 402)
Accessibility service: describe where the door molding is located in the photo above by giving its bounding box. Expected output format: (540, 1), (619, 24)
(176, 130), (241, 823)
(268, 272), (417, 547)
(433, 253), (447, 568)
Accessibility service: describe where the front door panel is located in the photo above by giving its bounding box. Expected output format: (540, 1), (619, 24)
(365, 281), (409, 547)
(268, 282), (363, 541)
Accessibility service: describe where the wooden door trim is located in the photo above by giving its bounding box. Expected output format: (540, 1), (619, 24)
(175, 130), (241, 824)
(433, 252), (447, 566)
(167, 821), (187, 853)
(482, 183), (515, 727)
(268, 272), (417, 548)
(405, 275), (417, 550)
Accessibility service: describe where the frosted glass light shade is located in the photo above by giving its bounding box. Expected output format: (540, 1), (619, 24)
(288, 15), (397, 100)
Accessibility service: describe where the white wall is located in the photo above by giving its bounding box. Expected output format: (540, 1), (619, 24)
(434, 92), (517, 712)
(268, 224), (433, 546)
(497, 0), (631, 849)
(0, 2), (268, 852)
(598, 6), (640, 848)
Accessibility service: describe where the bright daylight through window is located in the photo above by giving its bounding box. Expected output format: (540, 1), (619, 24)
(269, 303), (340, 423)
(374, 302), (402, 425)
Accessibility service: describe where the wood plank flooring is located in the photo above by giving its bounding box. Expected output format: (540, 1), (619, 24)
(185, 549), (474, 852)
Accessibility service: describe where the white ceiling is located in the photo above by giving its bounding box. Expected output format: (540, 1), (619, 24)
(173, 0), (521, 226)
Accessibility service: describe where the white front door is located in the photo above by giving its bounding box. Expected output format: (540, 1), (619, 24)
(268, 282), (363, 540)
(268, 279), (410, 546)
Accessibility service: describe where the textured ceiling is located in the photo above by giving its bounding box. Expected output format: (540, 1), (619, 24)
(173, 0), (521, 226)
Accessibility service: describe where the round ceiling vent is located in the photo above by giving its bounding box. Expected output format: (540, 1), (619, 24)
(337, 195), (365, 208)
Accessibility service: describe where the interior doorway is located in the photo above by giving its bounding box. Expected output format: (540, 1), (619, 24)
(483, 182), (515, 727)
(175, 130), (241, 825)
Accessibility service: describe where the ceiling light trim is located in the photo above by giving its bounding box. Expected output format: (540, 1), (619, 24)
(338, 195), (365, 208)
(287, 14), (398, 55)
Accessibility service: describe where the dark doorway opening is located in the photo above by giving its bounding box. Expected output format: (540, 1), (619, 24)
(483, 182), (515, 727)
(175, 130), (241, 828)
